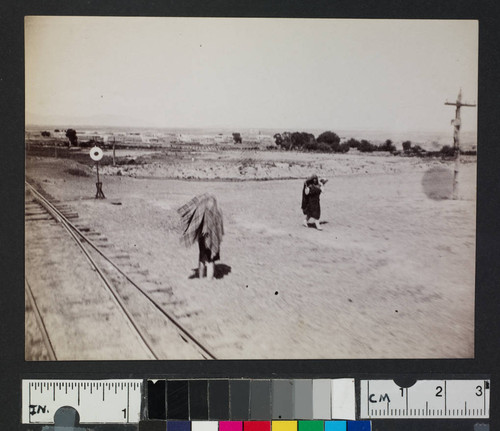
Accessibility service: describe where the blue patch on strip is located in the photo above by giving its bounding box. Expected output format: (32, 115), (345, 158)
(346, 421), (371, 431)
(168, 421), (192, 431)
(325, 421), (346, 431)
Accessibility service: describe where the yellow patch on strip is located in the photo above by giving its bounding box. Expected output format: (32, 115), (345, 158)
(272, 421), (298, 431)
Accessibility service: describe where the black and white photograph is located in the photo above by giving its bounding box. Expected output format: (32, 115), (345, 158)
(25, 17), (478, 360)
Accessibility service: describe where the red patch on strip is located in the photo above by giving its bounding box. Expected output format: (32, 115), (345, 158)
(244, 422), (271, 431)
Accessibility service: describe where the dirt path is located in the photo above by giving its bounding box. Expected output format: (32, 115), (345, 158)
(25, 155), (476, 359)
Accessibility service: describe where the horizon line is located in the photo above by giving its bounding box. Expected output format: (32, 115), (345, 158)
(25, 123), (473, 135)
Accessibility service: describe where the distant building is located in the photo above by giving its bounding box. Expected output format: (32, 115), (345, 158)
(256, 134), (273, 145)
(78, 133), (104, 144)
(177, 134), (194, 143)
(214, 134), (232, 144)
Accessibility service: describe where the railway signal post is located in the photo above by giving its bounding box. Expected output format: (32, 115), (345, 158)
(90, 146), (106, 199)
(445, 89), (476, 199)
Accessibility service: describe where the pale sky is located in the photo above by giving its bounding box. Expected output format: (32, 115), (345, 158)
(25, 17), (478, 133)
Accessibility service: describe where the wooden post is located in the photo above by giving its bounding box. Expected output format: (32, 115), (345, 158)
(445, 89), (476, 199)
(95, 162), (105, 199)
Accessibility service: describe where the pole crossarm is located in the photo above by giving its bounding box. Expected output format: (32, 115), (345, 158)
(444, 89), (477, 200)
(445, 102), (476, 107)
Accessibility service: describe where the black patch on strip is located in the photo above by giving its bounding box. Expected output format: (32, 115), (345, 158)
(139, 420), (168, 431)
(148, 380), (166, 420)
(189, 380), (208, 420)
(167, 381), (189, 420)
(208, 380), (229, 420)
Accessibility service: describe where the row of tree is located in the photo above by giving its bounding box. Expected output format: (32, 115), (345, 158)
(273, 131), (348, 153)
(271, 131), (466, 157)
(272, 131), (400, 154)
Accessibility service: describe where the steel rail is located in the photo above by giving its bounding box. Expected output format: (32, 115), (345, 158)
(26, 181), (216, 360)
(26, 183), (158, 360)
(25, 278), (57, 361)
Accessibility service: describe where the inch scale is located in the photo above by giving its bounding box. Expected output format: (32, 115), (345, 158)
(22, 380), (142, 424)
(360, 379), (490, 419)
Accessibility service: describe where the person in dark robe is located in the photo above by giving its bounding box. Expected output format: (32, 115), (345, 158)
(301, 174), (327, 230)
(178, 194), (224, 280)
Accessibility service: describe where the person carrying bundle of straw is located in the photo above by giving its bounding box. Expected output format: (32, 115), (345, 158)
(178, 193), (224, 280)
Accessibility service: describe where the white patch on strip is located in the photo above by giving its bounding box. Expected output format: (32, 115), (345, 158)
(22, 380), (143, 424)
(331, 378), (355, 420)
(191, 421), (219, 431)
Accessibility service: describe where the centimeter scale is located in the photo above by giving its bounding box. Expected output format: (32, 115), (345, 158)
(360, 380), (489, 419)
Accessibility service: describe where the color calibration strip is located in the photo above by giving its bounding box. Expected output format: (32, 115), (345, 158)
(139, 420), (370, 431)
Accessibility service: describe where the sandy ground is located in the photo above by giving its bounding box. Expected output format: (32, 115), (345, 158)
(25, 150), (476, 359)
(99, 148), (442, 180)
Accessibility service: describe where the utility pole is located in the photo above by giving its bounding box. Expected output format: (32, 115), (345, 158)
(445, 89), (476, 199)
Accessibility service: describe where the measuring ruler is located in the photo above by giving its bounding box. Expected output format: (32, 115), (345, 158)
(22, 380), (143, 424)
(360, 380), (490, 419)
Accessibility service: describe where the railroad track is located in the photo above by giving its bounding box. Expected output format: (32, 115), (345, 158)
(25, 181), (217, 360)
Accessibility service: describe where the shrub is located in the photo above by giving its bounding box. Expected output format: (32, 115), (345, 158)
(279, 132), (292, 150)
(461, 150), (477, 156)
(316, 142), (332, 152)
(304, 140), (319, 151)
(65, 168), (90, 177)
(412, 145), (424, 153)
(440, 145), (456, 157)
(65, 128), (78, 146)
(79, 140), (93, 148)
(339, 142), (350, 153)
(358, 139), (376, 152)
(317, 131), (341, 145)
(346, 138), (361, 148)
(291, 132), (316, 150)
(378, 139), (396, 152)
(232, 132), (242, 144)
(273, 133), (283, 146)
(402, 140), (412, 151)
